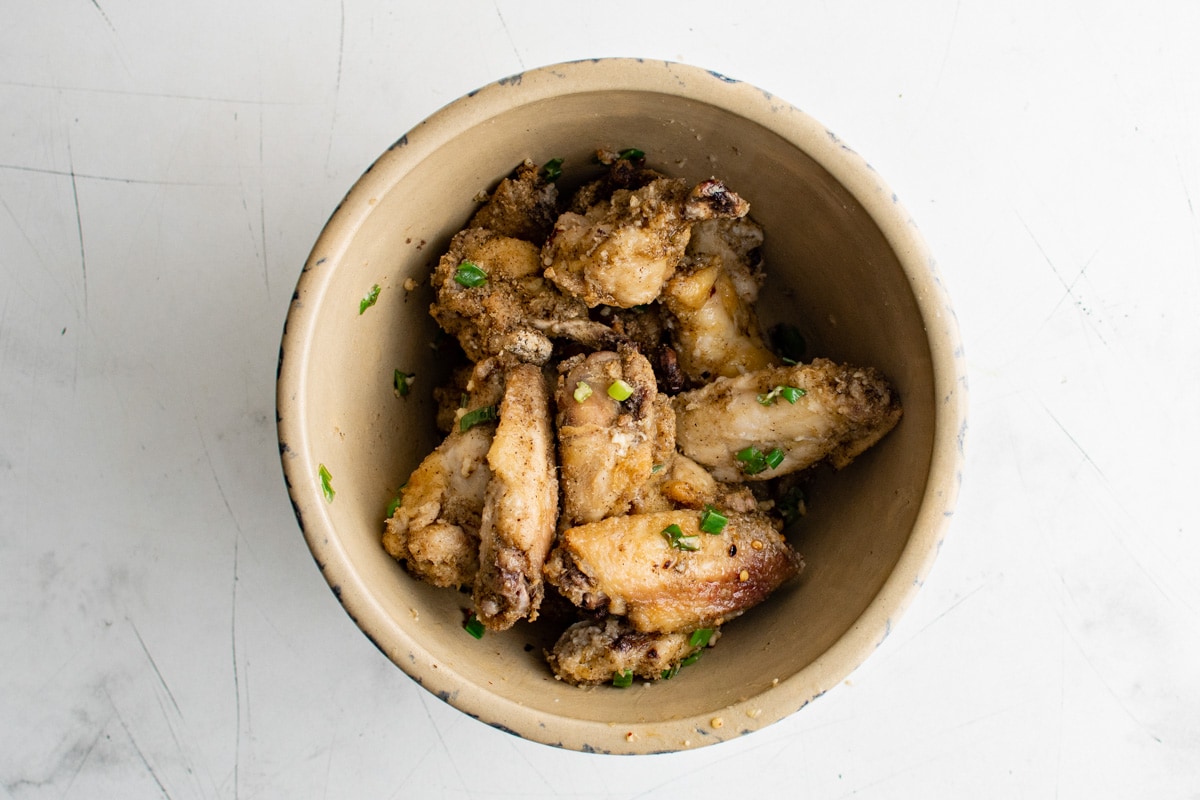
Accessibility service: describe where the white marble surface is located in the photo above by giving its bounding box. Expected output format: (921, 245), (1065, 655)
(3, 1), (1198, 797)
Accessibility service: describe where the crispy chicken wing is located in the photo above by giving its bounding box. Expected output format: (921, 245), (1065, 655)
(544, 509), (803, 634)
(546, 617), (719, 686)
(430, 228), (619, 365)
(673, 358), (903, 482)
(542, 177), (750, 309)
(473, 363), (559, 630)
(467, 159), (559, 243)
(662, 217), (779, 383)
(383, 359), (505, 588)
(555, 346), (667, 527)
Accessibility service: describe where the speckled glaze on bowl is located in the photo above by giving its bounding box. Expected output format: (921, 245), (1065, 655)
(276, 58), (966, 754)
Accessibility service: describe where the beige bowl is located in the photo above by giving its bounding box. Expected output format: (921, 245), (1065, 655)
(277, 58), (965, 753)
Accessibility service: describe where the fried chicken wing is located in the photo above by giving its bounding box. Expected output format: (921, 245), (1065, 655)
(383, 359), (505, 588)
(544, 510), (803, 634)
(673, 358), (903, 482)
(430, 228), (617, 365)
(542, 177), (750, 308)
(662, 217), (779, 383)
(546, 617), (719, 686)
(467, 159), (559, 243)
(473, 363), (559, 630)
(555, 346), (667, 527)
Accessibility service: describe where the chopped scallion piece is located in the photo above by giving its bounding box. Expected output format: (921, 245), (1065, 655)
(618, 147), (645, 161)
(699, 505), (728, 535)
(573, 380), (593, 403)
(735, 445), (784, 475)
(779, 386), (806, 403)
(459, 404), (498, 432)
(542, 157), (564, 182)
(765, 447), (785, 470)
(613, 668), (634, 687)
(463, 613), (485, 639)
(607, 379), (634, 401)
(689, 628), (715, 648)
(393, 369), (415, 398)
(662, 523), (700, 551)
(318, 464), (335, 502)
(680, 650), (703, 667)
(651, 463), (664, 474)
(779, 485), (807, 525)
(453, 261), (488, 288)
(359, 284), (381, 314)
(661, 665), (679, 680)
(385, 493), (403, 518)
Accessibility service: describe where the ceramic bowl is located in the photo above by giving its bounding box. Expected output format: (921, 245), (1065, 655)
(276, 58), (966, 753)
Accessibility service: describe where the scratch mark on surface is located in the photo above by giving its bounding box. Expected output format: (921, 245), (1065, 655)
(1, 162), (228, 186)
(413, 691), (470, 793)
(89, 0), (117, 34)
(63, 136), (89, 317)
(493, 1), (525, 69)
(130, 619), (183, 718)
(1039, 403), (1107, 484)
(1015, 209), (1108, 345)
(929, 0), (961, 101)
(2, 79), (312, 106)
(325, 0), (345, 176)
(60, 725), (106, 798)
(258, 105), (270, 295)
(104, 687), (172, 798)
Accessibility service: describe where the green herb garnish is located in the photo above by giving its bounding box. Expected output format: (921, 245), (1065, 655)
(542, 157), (564, 182)
(453, 261), (488, 288)
(662, 523), (700, 552)
(318, 464), (335, 502)
(779, 485), (806, 526)
(689, 628), (715, 648)
(698, 506), (728, 535)
(394, 370), (415, 398)
(385, 493), (403, 518)
(464, 613), (485, 639)
(607, 379), (634, 402)
(573, 380), (593, 403)
(661, 665), (679, 680)
(618, 147), (645, 161)
(757, 385), (806, 406)
(651, 463), (664, 474)
(613, 668), (634, 687)
(459, 404), (498, 432)
(359, 284), (381, 314)
(735, 445), (785, 475)
(680, 649), (703, 667)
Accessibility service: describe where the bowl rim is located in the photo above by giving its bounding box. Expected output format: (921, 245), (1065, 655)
(276, 57), (967, 754)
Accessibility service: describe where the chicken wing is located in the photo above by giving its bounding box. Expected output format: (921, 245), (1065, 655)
(430, 228), (618, 365)
(473, 362), (559, 630)
(467, 158), (559, 243)
(673, 358), (903, 482)
(546, 617), (719, 686)
(662, 217), (779, 383)
(383, 359), (505, 588)
(544, 509), (802, 634)
(555, 345), (667, 527)
(542, 177), (750, 309)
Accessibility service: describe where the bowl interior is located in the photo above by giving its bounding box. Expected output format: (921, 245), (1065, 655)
(278, 61), (959, 753)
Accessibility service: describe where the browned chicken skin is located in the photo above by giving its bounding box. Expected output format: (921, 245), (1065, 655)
(546, 617), (719, 685)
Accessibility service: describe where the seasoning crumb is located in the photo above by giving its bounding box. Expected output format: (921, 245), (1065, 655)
(751, 539), (764, 550)
(710, 717), (724, 729)
(625, 732), (635, 742)
(410, 608), (420, 620)
(403, 277), (418, 292)
(771, 678), (780, 686)
(738, 569), (750, 582)
(746, 708), (762, 719)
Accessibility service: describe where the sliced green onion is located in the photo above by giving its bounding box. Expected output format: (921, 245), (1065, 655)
(359, 284), (381, 314)
(385, 493), (403, 518)
(764, 447), (785, 470)
(651, 463), (664, 474)
(662, 523), (700, 551)
(459, 404), (498, 432)
(618, 147), (645, 161)
(736, 445), (784, 475)
(612, 668), (634, 687)
(318, 464), (335, 502)
(680, 650), (703, 667)
(779, 485), (806, 525)
(453, 261), (488, 288)
(393, 370), (415, 398)
(779, 386), (806, 403)
(607, 379), (634, 401)
(757, 385), (807, 406)
(573, 380), (593, 403)
(661, 665), (679, 680)
(460, 392), (469, 409)
(542, 157), (564, 182)
(699, 505), (728, 535)
(689, 628), (715, 648)
(464, 613), (485, 639)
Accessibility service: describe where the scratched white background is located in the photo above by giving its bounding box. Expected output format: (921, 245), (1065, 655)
(2, 1), (1198, 797)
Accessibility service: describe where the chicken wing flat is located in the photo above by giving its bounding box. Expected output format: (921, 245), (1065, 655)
(546, 617), (718, 686)
(473, 363), (559, 630)
(467, 159), (559, 243)
(430, 228), (616, 365)
(662, 217), (779, 383)
(542, 177), (750, 309)
(555, 345), (667, 527)
(383, 359), (505, 588)
(544, 509), (803, 634)
(673, 358), (903, 482)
